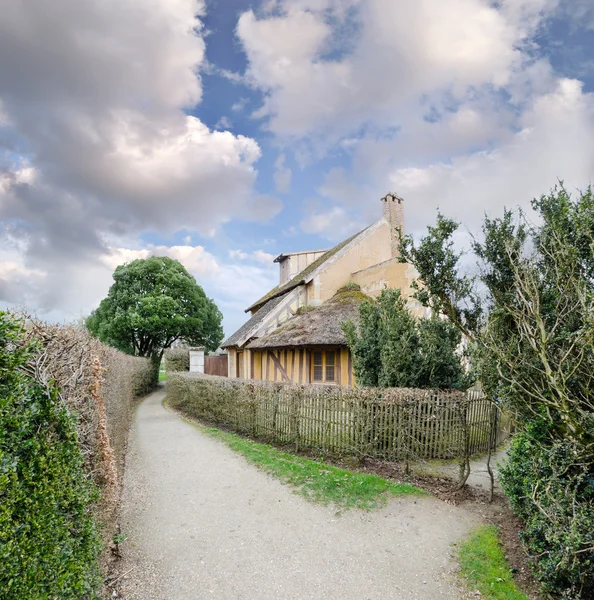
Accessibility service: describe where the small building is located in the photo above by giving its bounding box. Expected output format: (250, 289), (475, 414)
(221, 193), (425, 384)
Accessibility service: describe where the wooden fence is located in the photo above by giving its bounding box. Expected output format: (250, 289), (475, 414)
(167, 374), (507, 461)
(205, 355), (228, 377)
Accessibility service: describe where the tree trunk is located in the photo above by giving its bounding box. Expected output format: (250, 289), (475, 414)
(149, 352), (162, 387)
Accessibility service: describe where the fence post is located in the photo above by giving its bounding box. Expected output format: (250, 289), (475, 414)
(291, 387), (301, 452)
(457, 398), (470, 489)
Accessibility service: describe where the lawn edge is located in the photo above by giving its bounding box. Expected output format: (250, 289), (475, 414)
(456, 524), (530, 600)
(162, 396), (427, 510)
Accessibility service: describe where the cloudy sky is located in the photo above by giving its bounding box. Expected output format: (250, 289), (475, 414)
(1, 0), (593, 337)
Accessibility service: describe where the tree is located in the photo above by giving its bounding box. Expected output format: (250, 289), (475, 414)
(399, 186), (594, 596)
(86, 257), (223, 382)
(343, 288), (468, 389)
(417, 316), (469, 390)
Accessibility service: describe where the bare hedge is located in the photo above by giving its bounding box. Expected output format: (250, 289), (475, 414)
(167, 373), (503, 461)
(164, 347), (189, 372)
(18, 316), (153, 572)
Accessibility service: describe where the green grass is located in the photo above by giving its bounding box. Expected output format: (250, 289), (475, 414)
(165, 401), (426, 510)
(204, 426), (426, 509)
(158, 370), (167, 382)
(458, 525), (529, 600)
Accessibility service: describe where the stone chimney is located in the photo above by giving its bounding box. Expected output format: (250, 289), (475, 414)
(381, 192), (404, 257)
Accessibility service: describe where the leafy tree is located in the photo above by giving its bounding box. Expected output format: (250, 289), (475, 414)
(343, 288), (468, 389)
(87, 257), (223, 382)
(418, 316), (469, 390)
(343, 298), (382, 386)
(399, 185), (594, 596)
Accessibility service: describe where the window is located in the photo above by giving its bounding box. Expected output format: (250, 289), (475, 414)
(325, 351), (335, 382)
(313, 352), (323, 381)
(311, 350), (336, 383)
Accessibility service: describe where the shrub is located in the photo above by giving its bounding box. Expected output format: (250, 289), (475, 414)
(343, 288), (470, 389)
(16, 315), (153, 588)
(0, 312), (101, 598)
(166, 373), (491, 461)
(164, 347), (190, 372)
(499, 420), (594, 599)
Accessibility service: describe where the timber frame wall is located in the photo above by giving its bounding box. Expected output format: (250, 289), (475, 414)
(227, 346), (353, 387)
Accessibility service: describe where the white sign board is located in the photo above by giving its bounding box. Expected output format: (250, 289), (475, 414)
(189, 348), (205, 373)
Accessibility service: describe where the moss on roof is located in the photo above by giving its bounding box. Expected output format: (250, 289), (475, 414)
(245, 228), (368, 313)
(246, 289), (370, 349)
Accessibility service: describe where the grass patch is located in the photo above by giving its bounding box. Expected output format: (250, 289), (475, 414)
(165, 400), (426, 510)
(458, 525), (529, 600)
(204, 426), (426, 510)
(158, 370), (167, 382)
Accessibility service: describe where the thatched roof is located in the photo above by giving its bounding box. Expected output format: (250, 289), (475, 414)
(247, 288), (369, 349)
(245, 227), (369, 313)
(221, 293), (288, 348)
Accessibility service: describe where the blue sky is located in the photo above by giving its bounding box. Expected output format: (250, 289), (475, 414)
(0, 0), (593, 338)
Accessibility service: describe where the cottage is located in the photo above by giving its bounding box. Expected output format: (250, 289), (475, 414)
(221, 193), (426, 384)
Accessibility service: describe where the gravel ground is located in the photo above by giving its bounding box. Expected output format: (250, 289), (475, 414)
(118, 388), (479, 600)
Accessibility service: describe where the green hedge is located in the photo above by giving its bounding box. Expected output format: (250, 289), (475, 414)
(500, 420), (594, 599)
(0, 313), (101, 599)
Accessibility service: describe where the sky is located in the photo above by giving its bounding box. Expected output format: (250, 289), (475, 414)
(0, 0), (593, 338)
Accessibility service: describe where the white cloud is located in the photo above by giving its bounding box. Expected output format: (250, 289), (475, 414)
(229, 249), (249, 260)
(219, 68), (246, 83)
(0, 0), (281, 319)
(252, 249), (275, 264)
(388, 78), (594, 233)
(235, 0), (593, 244)
(215, 115), (233, 130)
(231, 98), (249, 112)
(228, 248), (276, 265)
(0, 237), (277, 336)
(237, 0), (557, 141)
(273, 153), (292, 193)
(300, 205), (359, 241)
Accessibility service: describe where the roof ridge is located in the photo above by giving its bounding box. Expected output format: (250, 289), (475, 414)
(245, 224), (374, 313)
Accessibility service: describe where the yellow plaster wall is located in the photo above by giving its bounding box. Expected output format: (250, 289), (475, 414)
(250, 347), (354, 386)
(227, 347), (236, 378)
(311, 222), (393, 303)
(351, 259), (428, 318)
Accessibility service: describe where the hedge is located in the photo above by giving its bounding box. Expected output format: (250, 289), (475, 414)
(500, 420), (594, 599)
(0, 312), (102, 598)
(164, 347), (190, 372)
(166, 373), (502, 461)
(6, 313), (154, 597)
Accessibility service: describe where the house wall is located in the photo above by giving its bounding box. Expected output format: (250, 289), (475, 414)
(243, 224), (424, 354)
(350, 258), (428, 317)
(250, 347), (353, 386)
(306, 221), (393, 304)
(278, 250), (327, 285)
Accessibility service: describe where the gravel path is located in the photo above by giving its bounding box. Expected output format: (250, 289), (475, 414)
(118, 388), (478, 599)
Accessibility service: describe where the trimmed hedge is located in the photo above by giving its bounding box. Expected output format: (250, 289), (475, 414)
(164, 347), (190, 372)
(7, 314), (154, 596)
(0, 312), (102, 598)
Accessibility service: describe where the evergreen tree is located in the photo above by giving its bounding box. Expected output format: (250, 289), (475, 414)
(87, 256), (223, 383)
(344, 288), (468, 389)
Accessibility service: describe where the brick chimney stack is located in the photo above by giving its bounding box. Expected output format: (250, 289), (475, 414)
(381, 192), (404, 257)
